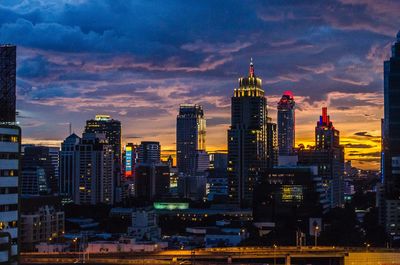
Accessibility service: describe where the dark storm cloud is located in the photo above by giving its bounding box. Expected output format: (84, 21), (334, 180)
(354, 132), (378, 138)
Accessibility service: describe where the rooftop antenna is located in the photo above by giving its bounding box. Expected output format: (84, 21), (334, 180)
(69, 122), (72, 135)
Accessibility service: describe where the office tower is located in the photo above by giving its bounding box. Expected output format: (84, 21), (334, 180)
(59, 133), (114, 205)
(0, 124), (20, 263)
(315, 107), (339, 149)
(227, 59), (268, 208)
(84, 115), (121, 189)
(138, 141), (161, 164)
(267, 117), (278, 167)
(176, 104), (206, 175)
(59, 133), (80, 197)
(382, 31), (400, 237)
(21, 167), (48, 195)
(0, 45), (16, 123)
(21, 145), (59, 194)
(298, 107), (344, 208)
(135, 164), (170, 201)
(277, 91), (295, 155)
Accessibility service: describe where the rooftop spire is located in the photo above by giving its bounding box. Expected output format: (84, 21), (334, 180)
(249, 57), (254, 77)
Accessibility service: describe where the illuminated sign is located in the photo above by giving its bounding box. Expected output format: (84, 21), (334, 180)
(153, 202), (189, 210)
(125, 145), (132, 177)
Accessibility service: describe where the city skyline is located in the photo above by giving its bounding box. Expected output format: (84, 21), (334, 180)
(2, 1), (399, 169)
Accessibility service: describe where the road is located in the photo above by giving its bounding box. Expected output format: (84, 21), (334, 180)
(20, 246), (400, 265)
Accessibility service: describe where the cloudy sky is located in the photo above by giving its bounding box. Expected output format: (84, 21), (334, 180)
(2, 0), (399, 170)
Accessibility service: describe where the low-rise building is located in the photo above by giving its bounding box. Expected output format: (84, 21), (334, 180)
(127, 207), (161, 241)
(86, 237), (167, 253)
(20, 196), (65, 251)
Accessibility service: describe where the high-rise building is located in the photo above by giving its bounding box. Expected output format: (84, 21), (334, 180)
(315, 107), (340, 149)
(0, 124), (20, 263)
(176, 104), (206, 175)
(135, 164), (170, 201)
(0, 44), (19, 264)
(383, 31), (400, 200)
(59, 133), (80, 197)
(21, 167), (48, 195)
(267, 117), (278, 168)
(227, 59), (268, 208)
(0, 45), (16, 123)
(84, 115), (121, 191)
(59, 133), (114, 205)
(138, 141), (161, 164)
(277, 91), (295, 155)
(298, 107), (344, 208)
(381, 31), (400, 237)
(21, 145), (59, 194)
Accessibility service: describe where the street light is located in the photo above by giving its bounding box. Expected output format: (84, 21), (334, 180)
(314, 226), (319, 247)
(273, 244), (277, 265)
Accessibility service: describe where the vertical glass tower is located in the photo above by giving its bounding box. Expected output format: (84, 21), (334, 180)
(383, 31), (400, 200)
(228, 59), (268, 208)
(277, 91), (295, 155)
(176, 104), (206, 175)
(0, 45), (16, 123)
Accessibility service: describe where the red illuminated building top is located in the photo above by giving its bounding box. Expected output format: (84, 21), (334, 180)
(317, 107), (334, 129)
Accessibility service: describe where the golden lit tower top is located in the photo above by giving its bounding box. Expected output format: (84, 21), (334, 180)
(234, 58), (264, 97)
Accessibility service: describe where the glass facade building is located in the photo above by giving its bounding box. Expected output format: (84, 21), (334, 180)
(228, 60), (268, 208)
(277, 91), (295, 155)
(0, 45), (16, 124)
(176, 104), (206, 176)
(383, 31), (400, 200)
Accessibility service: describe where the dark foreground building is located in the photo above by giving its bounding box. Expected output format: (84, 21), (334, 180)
(381, 31), (400, 237)
(253, 166), (327, 226)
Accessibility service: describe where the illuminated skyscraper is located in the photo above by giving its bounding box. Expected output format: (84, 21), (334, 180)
(381, 31), (400, 237)
(277, 91), (295, 155)
(315, 107), (339, 149)
(176, 104), (206, 175)
(0, 45), (16, 123)
(228, 59), (268, 208)
(298, 107), (344, 208)
(84, 115), (121, 193)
